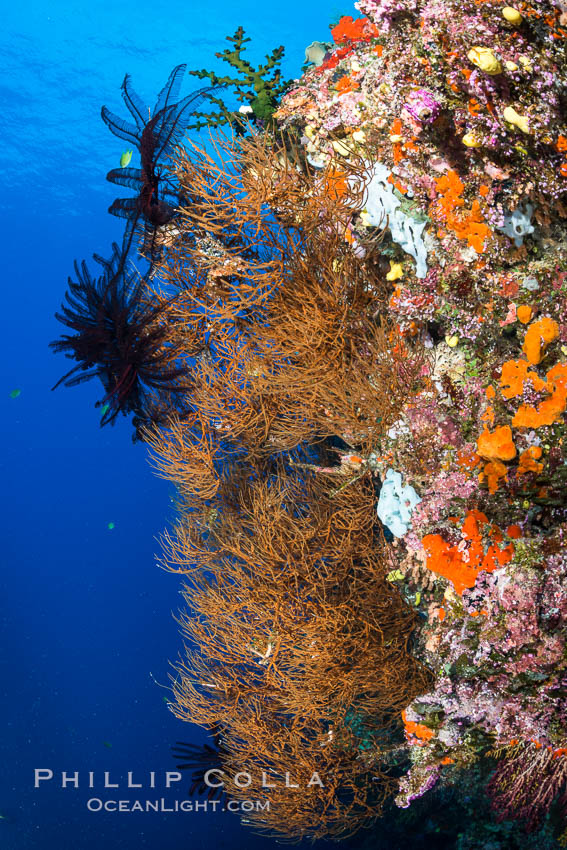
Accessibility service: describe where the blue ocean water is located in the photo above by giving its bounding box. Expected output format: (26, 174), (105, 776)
(0, 2), (354, 847)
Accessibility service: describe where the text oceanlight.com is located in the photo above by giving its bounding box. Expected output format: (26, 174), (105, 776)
(85, 799), (269, 813)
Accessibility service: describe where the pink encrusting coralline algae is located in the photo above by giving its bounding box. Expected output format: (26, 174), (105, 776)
(275, 0), (567, 835)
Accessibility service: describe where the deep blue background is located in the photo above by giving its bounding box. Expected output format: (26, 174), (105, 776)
(0, 2), (354, 847)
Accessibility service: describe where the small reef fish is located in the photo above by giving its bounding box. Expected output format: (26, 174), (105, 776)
(9, 389), (21, 399)
(119, 150), (133, 168)
(107, 522), (115, 530)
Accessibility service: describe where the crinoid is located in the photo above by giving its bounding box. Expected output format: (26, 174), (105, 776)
(171, 726), (227, 801)
(101, 65), (221, 264)
(50, 242), (193, 434)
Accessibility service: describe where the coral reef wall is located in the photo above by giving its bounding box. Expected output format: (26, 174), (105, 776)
(272, 0), (567, 840)
(53, 2), (567, 843)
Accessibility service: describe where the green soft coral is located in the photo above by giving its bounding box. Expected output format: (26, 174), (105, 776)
(187, 26), (294, 130)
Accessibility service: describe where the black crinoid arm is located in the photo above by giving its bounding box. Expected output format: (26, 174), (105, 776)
(172, 725), (228, 801)
(101, 65), (223, 263)
(50, 242), (193, 437)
